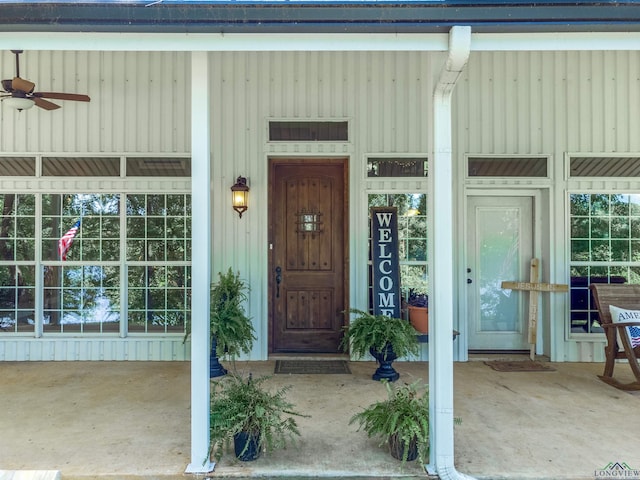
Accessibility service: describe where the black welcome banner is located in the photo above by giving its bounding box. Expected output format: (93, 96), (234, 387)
(370, 207), (401, 318)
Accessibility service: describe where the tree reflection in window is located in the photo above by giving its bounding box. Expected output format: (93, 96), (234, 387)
(569, 193), (640, 334)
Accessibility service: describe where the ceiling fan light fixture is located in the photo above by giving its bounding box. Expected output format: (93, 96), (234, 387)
(3, 96), (35, 111)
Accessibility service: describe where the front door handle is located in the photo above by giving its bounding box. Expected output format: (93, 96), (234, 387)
(275, 266), (282, 298)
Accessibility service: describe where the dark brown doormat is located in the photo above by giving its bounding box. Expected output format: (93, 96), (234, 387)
(484, 360), (556, 372)
(274, 360), (351, 375)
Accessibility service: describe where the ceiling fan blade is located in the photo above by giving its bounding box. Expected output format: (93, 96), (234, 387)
(33, 97), (60, 110)
(12, 77), (35, 93)
(1, 79), (13, 92)
(33, 92), (90, 102)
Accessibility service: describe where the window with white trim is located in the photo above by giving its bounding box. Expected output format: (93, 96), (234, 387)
(0, 194), (36, 332)
(569, 193), (640, 334)
(0, 155), (191, 336)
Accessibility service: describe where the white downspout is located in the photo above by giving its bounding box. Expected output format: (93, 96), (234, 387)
(186, 51), (215, 474)
(429, 25), (476, 480)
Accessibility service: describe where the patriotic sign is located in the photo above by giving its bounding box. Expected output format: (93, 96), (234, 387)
(58, 220), (81, 261)
(609, 305), (640, 348)
(629, 326), (640, 348)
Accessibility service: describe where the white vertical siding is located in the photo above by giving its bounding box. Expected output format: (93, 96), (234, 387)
(2, 48), (640, 361)
(455, 50), (640, 361)
(208, 51), (440, 359)
(0, 338), (189, 361)
(0, 52), (191, 364)
(0, 50), (190, 153)
(457, 50), (640, 155)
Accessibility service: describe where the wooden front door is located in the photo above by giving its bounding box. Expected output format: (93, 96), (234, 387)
(269, 158), (348, 353)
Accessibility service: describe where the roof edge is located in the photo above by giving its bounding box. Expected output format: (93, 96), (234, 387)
(1, 2), (640, 34)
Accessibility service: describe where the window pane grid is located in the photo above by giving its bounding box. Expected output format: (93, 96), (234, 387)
(0, 193), (36, 333)
(0, 265), (35, 333)
(1, 154), (194, 337)
(126, 194), (191, 262)
(0, 194), (36, 262)
(42, 194), (120, 262)
(127, 265), (190, 334)
(569, 193), (640, 334)
(1, 192), (191, 337)
(43, 265), (120, 334)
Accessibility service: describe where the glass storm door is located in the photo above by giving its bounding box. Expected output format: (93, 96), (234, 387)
(467, 196), (533, 351)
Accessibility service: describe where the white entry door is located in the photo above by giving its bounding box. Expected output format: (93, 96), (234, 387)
(467, 196), (533, 351)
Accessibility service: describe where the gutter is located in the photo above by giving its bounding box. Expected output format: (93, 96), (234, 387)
(429, 25), (475, 480)
(1, 2), (640, 33)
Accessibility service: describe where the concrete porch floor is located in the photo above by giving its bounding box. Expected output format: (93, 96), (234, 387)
(1, 358), (639, 480)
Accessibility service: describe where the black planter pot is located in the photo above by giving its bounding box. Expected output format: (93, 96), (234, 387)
(209, 336), (228, 378)
(388, 432), (419, 462)
(234, 431), (261, 461)
(369, 343), (400, 382)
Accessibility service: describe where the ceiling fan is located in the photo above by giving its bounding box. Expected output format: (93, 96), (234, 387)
(0, 50), (90, 111)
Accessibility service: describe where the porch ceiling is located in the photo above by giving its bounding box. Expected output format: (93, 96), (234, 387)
(0, 1), (639, 34)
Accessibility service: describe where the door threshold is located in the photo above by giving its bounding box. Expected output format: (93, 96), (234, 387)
(469, 349), (529, 355)
(269, 353), (349, 361)
(468, 350), (549, 362)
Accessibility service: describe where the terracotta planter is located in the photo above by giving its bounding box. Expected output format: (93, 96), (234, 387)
(408, 306), (428, 334)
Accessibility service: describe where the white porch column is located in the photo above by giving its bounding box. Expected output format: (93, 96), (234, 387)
(429, 26), (475, 480)
(186, 51), (214, 474)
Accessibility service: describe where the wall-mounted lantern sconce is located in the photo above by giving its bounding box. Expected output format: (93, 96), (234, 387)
(231, 176), (249, 218)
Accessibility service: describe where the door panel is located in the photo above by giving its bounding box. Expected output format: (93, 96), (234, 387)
(269, 159), (347, 353)
(467, 196), (532, 351)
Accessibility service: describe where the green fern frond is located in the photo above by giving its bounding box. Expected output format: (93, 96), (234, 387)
(349, 380), (430, 466)
(210, 373), (309, 461)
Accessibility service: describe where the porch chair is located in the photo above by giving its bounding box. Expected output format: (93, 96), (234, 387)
(589, 283), (640, 391)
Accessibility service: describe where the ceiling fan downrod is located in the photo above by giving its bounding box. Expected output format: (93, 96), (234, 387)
(11, 50), (23, 79)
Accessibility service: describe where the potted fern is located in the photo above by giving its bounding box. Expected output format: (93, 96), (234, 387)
(209, 373), (307, 462)
(208, 268), (256, 377)
(341, 309), (419, 382)
(350, 380), (429, 465)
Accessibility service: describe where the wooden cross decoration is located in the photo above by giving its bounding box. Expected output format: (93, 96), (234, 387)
(501, 258), (568, 360)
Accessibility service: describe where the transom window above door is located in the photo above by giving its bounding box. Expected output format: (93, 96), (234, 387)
(367, 157), (427, 178)
(467, 156), (548, 177)
(570, 156), (640, 177)
(269, 121), (348, 142)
